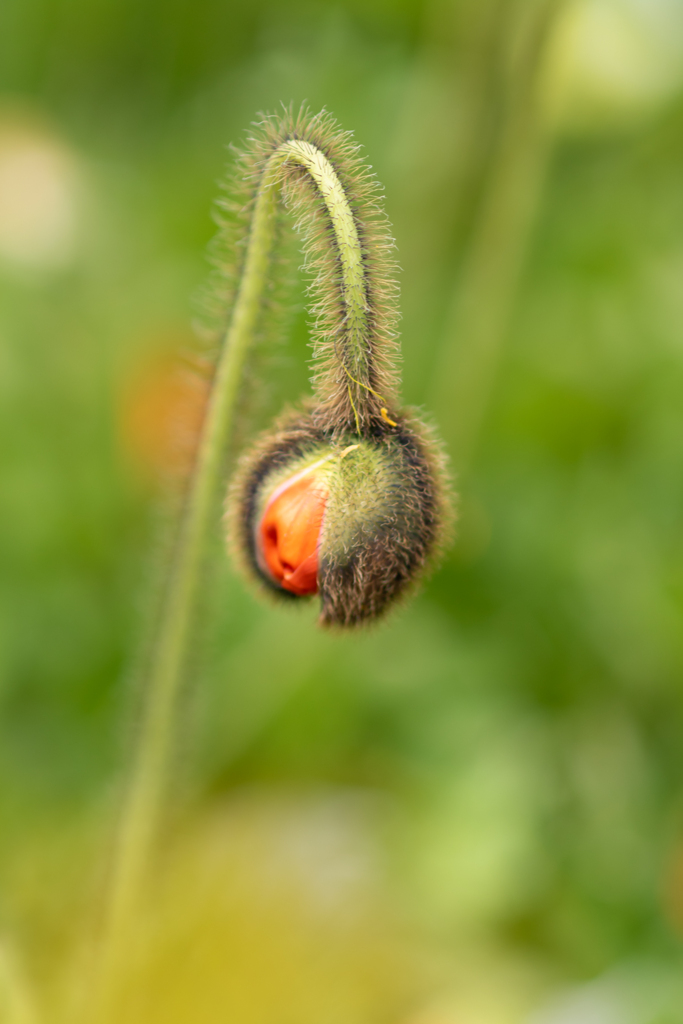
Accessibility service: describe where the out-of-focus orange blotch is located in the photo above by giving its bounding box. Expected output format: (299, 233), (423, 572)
(117, 341), (212, 482)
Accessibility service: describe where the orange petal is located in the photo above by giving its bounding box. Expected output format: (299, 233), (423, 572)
(257, 467), (328, 595)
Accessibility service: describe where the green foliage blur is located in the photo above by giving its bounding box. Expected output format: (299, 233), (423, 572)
(2, 0), (683, 1020)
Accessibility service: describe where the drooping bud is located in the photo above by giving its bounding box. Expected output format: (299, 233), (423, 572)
(227, 408), (451, 627)
(218, 111), (453, 628)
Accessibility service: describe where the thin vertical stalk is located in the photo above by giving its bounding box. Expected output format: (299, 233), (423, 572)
(431, 0), (565, 473)
(91, 131), (375, 1021)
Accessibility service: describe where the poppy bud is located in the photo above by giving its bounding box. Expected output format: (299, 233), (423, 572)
(227, 407), (451, 627)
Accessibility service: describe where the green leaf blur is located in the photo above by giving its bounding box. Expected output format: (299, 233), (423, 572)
(2, 0), (683, 1021)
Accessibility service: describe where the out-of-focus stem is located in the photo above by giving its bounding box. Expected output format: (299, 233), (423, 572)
(390, 0), (508, 355)
(431, 0), (565, 473)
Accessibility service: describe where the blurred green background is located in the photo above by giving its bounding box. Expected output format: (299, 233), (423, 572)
(3, 0), (683, 1021)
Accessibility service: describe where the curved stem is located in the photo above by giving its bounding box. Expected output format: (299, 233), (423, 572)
(92, 133), (370, 1020)
(274, 140), (370, 386)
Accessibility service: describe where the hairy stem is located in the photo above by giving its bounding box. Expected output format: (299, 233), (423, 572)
(275, 140), (370, 387)
(92, 131), (370, 1020)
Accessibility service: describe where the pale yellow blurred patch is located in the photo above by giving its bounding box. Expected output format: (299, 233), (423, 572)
(0, 113), (82, 271)
(0, 940), (38, 1024)
(401, 947), (553, 1024)
(22, 791), (421, 1024)
(541, 0), (683, 132)
(0, 792), (562, 1024)
(97, 793), (417, 1024)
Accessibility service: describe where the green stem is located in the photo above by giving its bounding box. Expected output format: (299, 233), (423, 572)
(92, 133), (369, 1020)
(275, 140), (370, 384)
(431, 0), (565, 473)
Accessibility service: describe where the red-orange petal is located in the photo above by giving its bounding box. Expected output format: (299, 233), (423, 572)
(257, 467), (328, 595)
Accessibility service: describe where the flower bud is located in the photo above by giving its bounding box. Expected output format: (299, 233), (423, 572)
(227, 408), (451, 627)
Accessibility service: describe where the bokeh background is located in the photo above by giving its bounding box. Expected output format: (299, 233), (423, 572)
(3, 0), (683, 1020)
